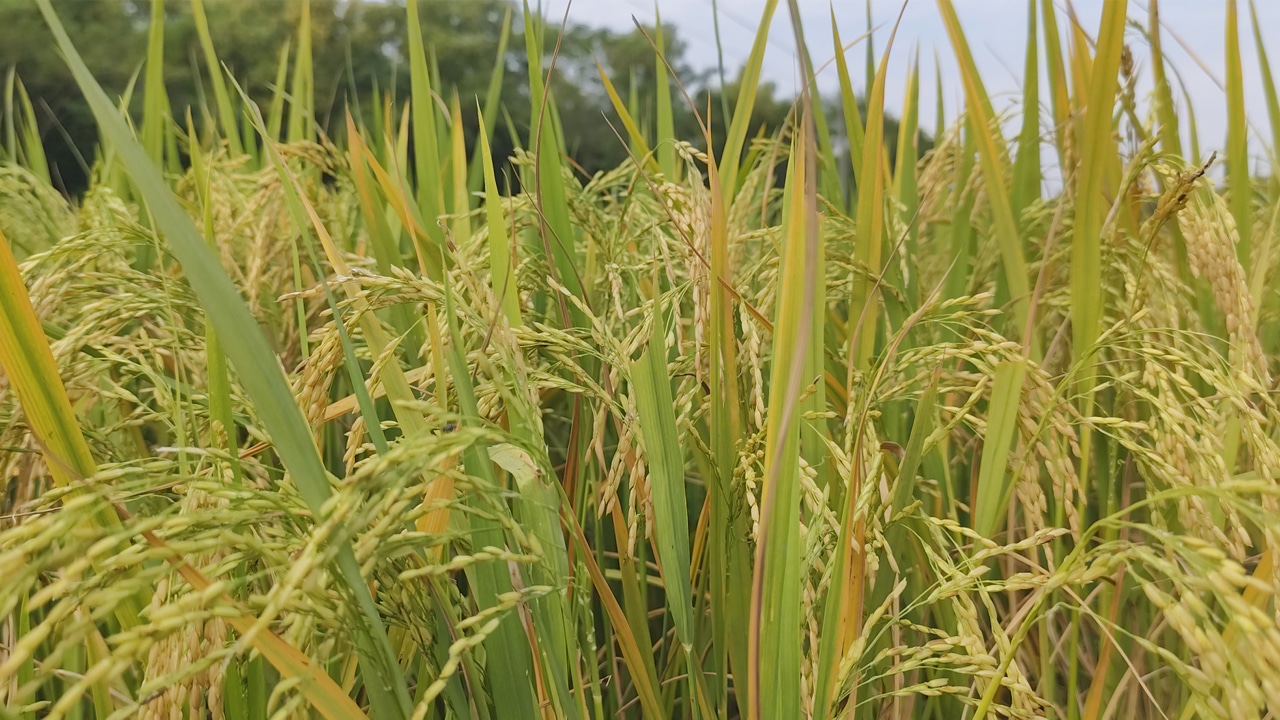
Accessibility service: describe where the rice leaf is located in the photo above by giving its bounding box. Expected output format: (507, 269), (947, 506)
(0, 226), (99, 493)
(1251, 0), (1280, 189)
(1010, 0), (1041, 224)
(718, 0), (779, 199)
(654, 8), (677, 182)
(189, 0), (242, 156)
(832, 14), (866, 191)
(850, 5), (895, 370)
(1225, 0), (1252, 264)
(937, 0), (1031, 336)
(1071, 0), (1128, 499)
(1040, 0), (1072, 173)
(478, 110), (522, 326)
(973, 359), (1028, 539)
(749, 94), (815, 720)
(597, 60), (656, 171)
(141, 0), (167, 168)
(286, 0), (315, 144)
(405, 0), (446, 258)
(1149, 0), (1182, 157)
(467, 5), (512, 194)
(630, 304), (694, 650)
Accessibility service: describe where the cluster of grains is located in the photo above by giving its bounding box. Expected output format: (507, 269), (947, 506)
(1177, 186), (1266, 380)
(1129, 341), (1250, 555)
(737, 431), (768, 539)
(140, 488), (229, 720)
(291, 323), (346, 429)
(662, 179), (710, 388)
(139, 580), (227, 720)
(0, 165), (74, 259)
(1134, 538), (1280, 718)
(914, 126), (959, 218)
(1016, 361), (1082, 537)
(623, 406), (653, 556)
(741, 312), (769, 433)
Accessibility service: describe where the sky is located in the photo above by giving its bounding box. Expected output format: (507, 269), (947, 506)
(553, 0), (1280, 176)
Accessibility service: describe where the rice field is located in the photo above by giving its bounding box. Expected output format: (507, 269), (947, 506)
(2, 0), (1280, 718)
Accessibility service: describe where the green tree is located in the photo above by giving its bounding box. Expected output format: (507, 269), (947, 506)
(1, 0), (923, 196)
(0, 0), (145, 192)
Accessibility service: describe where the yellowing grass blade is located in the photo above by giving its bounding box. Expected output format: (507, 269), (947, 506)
(1010, 0), (1041, 223)
(936, 0), (1031, 336)
(0, 227), (99, 492)
(1225, 0), (1252, 264)
(748, 55), (818, 715)
(597, 61), (655, 171)
(719, 0), (779, 198)
(832, 13), (866, 191)
(1070, 0), (1128, 501)
(1149, 0), (1182, 157)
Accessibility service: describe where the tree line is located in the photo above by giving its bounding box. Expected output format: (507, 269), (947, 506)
(1, 0), (919, 196)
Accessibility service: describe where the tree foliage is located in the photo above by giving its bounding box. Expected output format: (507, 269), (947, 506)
(1, 0), (917, 194)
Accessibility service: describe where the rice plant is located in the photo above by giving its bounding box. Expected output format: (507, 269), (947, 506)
(2, 0), (1280, 718)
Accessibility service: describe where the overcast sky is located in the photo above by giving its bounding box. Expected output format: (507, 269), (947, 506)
(554, 0), (1280, 175)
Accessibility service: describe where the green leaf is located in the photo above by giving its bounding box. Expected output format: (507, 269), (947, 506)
(937, 0), (1032, 337)
(1226, 0), (1252, 264)
(478, 111), (522, 326)
(749, 99), (816, 720)
(654, 8), (677, 182)
(719, 0), (779, 200)
(1010, 0), (1042, 223)
(630, 307), (694, 649)
(189, 0), (243, 156)
(973, 359), (1028, 539)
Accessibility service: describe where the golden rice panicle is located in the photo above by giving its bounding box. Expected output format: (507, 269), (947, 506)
(140, 489), (230, 720)
(1177, 186), (1266, 381)
(291, 327), (336, 418)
